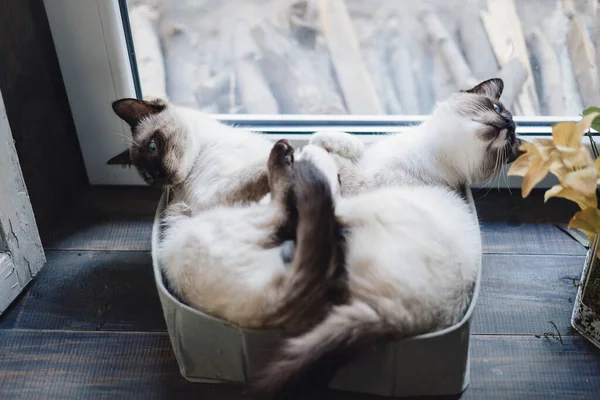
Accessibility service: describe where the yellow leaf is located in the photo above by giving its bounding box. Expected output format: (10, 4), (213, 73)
(532, 138), (555, 161)
(560, 144), (594, 170)
(507, 141), (552, 197)
(553, 112), (600, 151)
(569, 207), (600, 242)
(544, 184), (598, 209)
(563, 166), (598, 197)
(507, 142), (536, 177)
(552, 121), (577, 151)
(548, 157), (569, 181)
(575, 112), (600, 138)
(522, 160), (551, 198)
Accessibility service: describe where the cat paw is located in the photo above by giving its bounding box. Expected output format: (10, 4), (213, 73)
(309, 131), (365, 161)
(269, 139), (295, 171)
(268, 140), (295, 199)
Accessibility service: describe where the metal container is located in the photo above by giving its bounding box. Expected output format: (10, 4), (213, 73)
(151, 191), (481, 397)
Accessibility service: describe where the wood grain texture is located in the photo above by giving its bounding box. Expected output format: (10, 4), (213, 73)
(0, 251), (165, 332)
(43, 187), (160, 251)
(472, 189), (579, 224)
(1, 331), (599, 400)
(0, 251), (584, 337)
(1, 187), (598, 399)
(42, 188), (586, 256)
(481, 223), (586, 255)
(464, 335), (600, 400)
(473, 254), (584, 335)
(0, 0), (87, 235)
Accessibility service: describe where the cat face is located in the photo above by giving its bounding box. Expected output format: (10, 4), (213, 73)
(434, 78), (522, 183)
(112, 98), (188, 187)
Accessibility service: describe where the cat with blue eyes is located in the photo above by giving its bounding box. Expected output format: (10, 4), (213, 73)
(112, 97), (274, 212)
(113, 79), (522, 399)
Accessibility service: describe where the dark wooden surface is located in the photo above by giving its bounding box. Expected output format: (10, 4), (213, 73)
(0, 0), (87, 236)
(1, 187), (599, 399)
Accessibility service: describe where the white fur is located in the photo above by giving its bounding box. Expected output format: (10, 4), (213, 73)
(159, 142), (480, 331)
(337, 185), (480, 331)
(310, 93), (511, 194)
(139, 104), (275, 212)
(161, 86), (515, 334)
(160, 201), (289, 327)
(158, 145), (340, 328)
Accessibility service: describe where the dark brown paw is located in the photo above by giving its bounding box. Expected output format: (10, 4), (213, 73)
(269, 139), (294, 172)
(268, 140), (295, 200)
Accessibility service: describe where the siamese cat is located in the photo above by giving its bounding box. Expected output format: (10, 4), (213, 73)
(310, 78), (520, 196)
(113, 79), (520, 399)
(159, 140), (347, 332)
(250, 79), (523, 399)
(111, 98), (274, 212)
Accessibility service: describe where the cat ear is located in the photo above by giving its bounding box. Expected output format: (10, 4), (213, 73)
(464, 78), (504, 100)
(112, 98), (166, 128)
(106, 149), (132, 166)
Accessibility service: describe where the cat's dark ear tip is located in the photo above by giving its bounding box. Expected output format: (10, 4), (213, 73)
(489, 77), (504, 88)
(111, 98), (137, 114)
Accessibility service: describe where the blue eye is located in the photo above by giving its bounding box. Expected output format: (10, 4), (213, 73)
(493, 103), (501, 113)
(148, 140), (158, 153)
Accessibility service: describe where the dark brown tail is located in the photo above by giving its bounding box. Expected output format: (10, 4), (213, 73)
(267, 158), (347, 332)
(248, 301), (392, 400)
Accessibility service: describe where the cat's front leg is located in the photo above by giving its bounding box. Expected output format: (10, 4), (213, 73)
(309, 131), (365, 162)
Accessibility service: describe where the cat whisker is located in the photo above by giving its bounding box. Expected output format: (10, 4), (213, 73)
(111, 131), (134, 145)
(502, 146), (512, 195)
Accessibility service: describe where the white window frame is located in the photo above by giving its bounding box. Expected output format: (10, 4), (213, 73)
(43, 0), (597, 188)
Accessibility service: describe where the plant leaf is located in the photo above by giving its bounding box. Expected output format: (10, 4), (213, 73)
(507, 142), (536, 177)
(544, 184), (598, 209)
(552, 121), (577, 151)
(583, 106), (600, 133)
(553, 113), (600, 152)
(507, 141), (552, 197)
(522, 156), (551, 198)
(563, 166), (598, 196)
(560, 144), (595, 170)
(569, 207), (600, 242)
(532, 138), (555, 160)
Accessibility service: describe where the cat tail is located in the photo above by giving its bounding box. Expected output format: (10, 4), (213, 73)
(267, 158), (345, 331)
(248, 300), (392, 400)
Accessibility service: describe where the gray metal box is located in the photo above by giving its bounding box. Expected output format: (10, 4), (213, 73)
(151, 192), (480, 397)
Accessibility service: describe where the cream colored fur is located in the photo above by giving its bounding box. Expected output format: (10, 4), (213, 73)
(310, 92), (516, 196)
(158, 145), (339, 329)
(136, 104), (274, 212)
(252, 79), (520, 396)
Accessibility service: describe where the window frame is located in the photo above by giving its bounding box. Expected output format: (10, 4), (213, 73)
(43, 0), (597, 188)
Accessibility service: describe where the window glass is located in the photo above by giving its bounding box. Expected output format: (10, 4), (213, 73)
(126, 0), (598, 116)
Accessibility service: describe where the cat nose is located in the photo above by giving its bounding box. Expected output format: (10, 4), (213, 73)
(506, 120), (516, 132)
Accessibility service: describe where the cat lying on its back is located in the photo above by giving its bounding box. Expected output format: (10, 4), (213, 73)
(159, 140), (347, 332)
(112, 98), (274, 212)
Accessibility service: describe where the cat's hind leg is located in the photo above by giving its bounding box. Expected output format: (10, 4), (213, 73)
(268, 139), (295, 203)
